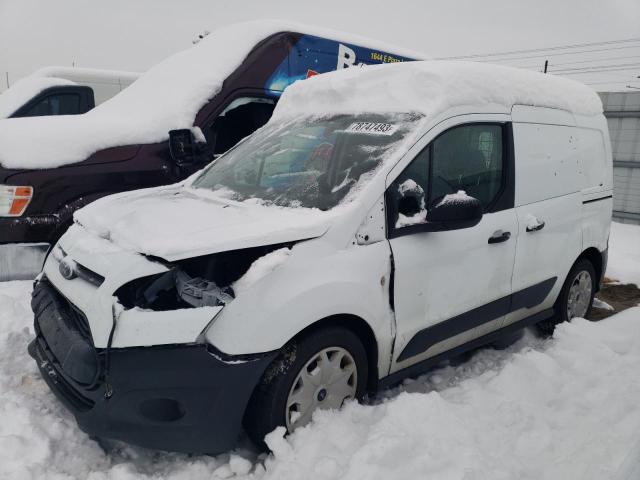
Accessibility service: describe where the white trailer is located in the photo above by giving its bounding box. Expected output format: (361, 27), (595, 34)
(0, 67), (140, 119)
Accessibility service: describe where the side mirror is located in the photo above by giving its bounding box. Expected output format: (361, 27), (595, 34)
(397, 194), (422, 217)
(169, 129), (213, 166)
(169, 129), (196, 166)
(395, 179), (426, 217)
(425, 191), (483, 231)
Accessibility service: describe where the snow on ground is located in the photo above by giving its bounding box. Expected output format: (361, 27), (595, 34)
(1, 283), (639, 480)
(0, 221), (638, 479)
(607, 221), (640, 287)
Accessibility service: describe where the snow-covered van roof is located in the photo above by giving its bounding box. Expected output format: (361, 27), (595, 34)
(272, 60), (603, 121)
(0, 20), (425, 170)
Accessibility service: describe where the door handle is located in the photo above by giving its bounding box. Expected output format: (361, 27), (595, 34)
(488, 230), (511, 244)
(526, 220), (546, 233)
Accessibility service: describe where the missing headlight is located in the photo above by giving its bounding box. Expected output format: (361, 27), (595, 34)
(115, 269), (234, 311)
(115, 242), (294, 311)
(175, 270), (234, 307)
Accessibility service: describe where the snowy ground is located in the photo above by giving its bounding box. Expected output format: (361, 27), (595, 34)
(607, 221), (640, 287)
(0, 221), (638, 479)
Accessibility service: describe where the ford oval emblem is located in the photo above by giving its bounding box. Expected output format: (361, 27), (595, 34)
(59, 258), (77, 280)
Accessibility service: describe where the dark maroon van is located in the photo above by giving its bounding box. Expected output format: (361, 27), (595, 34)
(0, 22), (417, 280)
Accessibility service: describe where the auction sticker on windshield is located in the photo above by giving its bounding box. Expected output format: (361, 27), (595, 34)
(345, 122), (398, 135)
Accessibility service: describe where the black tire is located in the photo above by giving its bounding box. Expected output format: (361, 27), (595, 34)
(243, 326), (368, 449)
(537, 258), (596, 335)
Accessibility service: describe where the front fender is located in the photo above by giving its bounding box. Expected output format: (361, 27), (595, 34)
(204, 240), (394, 376)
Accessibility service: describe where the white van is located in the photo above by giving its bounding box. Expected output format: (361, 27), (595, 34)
(29, 61), (612, 454)
(0, 67), (139, 118)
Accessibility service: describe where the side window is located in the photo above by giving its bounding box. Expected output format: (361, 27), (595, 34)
(431, 124), (503, 208)
(22, 97), (51, 117)
(207, 97), (277, 156)
(389, 123), (505, 230)
(49, 94), (81, 115)
(22, 93), (81, 117)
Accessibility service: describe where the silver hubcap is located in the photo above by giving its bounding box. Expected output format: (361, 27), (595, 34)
(285, 347), (357, 431)
(567, 270), (592, 319)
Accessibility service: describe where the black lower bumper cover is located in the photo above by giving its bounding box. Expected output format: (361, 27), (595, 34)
(28, 283), (276, 454)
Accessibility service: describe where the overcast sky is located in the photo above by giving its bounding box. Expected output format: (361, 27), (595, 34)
(1, 0), (639, 92)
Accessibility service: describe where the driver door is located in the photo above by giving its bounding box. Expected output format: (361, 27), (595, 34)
(387, 119), (518, 372)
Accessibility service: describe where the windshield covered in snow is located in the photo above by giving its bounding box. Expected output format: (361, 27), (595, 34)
(191, 113), (421, 210)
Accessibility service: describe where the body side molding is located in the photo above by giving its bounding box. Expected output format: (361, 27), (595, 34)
(396, 277), (557, 362)
(381, 308), (555, 389)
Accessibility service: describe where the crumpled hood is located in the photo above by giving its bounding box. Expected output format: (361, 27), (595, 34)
(74, 186), (335, 261)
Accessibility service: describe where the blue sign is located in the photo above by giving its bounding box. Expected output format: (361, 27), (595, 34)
(265, 34), (415, 93)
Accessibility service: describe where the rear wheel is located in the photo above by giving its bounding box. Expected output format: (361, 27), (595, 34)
(537, 258), (596, 334)
(243, 326), (368, 448)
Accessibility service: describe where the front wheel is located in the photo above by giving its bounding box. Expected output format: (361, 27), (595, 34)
(243, 326), (368, 448)
(538, 259), (596, 334)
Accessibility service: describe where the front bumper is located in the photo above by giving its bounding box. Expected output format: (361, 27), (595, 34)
(28, 280), (276, 454)
(0, 242), (49, 281)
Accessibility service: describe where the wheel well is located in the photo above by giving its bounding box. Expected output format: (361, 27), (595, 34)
(578, 247), (603, 290)
(292, 314), (380, 393)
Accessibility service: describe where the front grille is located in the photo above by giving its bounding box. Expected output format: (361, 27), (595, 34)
(32, 277), (94, 344)
(32, 279), (100, 388)
(68, 303), (92, 341)
(33, 337), (95, 412)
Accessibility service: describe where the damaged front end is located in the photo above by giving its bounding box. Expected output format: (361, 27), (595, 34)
(114, 242), (293, 311)
(28, 238), (296, 453)
(28, 277), (278, 454)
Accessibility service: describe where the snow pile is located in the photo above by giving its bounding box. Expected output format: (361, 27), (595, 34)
(435, 189), (473, 206)
(607, 221), (640, 286)
(0, 20), (423, 170)
(233, 248), (292, 296)
(0, 76), (76, 118)
(593, 297), (615, 311)
(272, 60), (603, 121)
(31, 66), (140, 86)
(263, 311), (640, 479)
(0, 280), (639, 479)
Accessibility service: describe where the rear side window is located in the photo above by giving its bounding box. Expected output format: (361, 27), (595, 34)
(388, 123), (506, 230)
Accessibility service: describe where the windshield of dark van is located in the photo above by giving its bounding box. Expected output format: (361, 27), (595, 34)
(191, 113), (420, 210)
